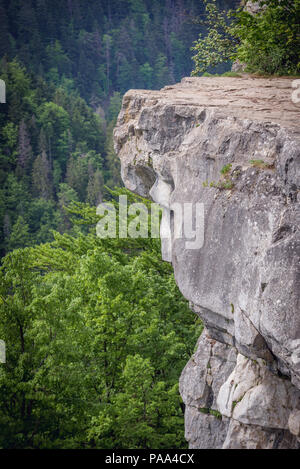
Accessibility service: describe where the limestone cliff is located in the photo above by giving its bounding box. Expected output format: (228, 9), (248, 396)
(114, 77), (300, 449)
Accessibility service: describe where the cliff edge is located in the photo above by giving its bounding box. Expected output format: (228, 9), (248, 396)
(114, 77), (300, 449)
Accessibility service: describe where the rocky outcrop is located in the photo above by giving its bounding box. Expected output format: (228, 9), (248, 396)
(114, 77), (300, 449)
(243, 1), (264, 16)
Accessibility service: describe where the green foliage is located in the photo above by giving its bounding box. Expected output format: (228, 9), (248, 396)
(0, 1), (238, 256)
(5, 216), (31, 251)
(104, 93), (123, 188)
(0, 2), (212, 449)
(249, 159), (273, 169)
(38, 102), (70, 166)
(220, 163), (232, 176)
(0, 197), (202, 448)
(202, 162), (234, 190)
(0, 0), (209, 100)
(209, 409), (222, 419)
(191, 0), (300, 76)
(32, 151), (53, 200)
(199, 407), (221, 418)
(232, 0), (300, 75)
(0, 59), (106, 256)
(191, 0), (237, 75)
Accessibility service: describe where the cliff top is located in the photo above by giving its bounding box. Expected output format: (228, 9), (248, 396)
(123, 76), (300, 134)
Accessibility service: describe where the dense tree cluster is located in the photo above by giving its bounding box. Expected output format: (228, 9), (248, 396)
(0, 0), (213, 102)
(0, 60), (110, 256)
(0, 0), (236, 256)
(0, 197), (202, 448)
(191, 0), (300, 76)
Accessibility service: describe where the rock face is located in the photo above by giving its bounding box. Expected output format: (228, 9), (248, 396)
(244, 1), (264, 16)
(114, 77), (300, 449)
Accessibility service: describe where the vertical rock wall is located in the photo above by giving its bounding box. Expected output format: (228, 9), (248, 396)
(114, 77), (300, 448)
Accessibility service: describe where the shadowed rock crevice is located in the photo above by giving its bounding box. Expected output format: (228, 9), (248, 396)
(114, 76), (300, 449)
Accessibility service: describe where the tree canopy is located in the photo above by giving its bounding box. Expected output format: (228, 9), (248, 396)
(0, 197), (202, 448)
(191, 0), (300, 76)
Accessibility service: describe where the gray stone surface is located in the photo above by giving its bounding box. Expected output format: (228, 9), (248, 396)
(244, 1), (264, 16)
(288, 410), (300, 437)
(179, 331), (236, 448)
(217, 354), (300, 429)
(179, 331), (237, 411)
(114, 76), (300, 449)
(184, 406), (229, 449)
(223, 419), (300, 449)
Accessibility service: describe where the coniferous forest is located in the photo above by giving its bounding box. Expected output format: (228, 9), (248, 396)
(1, 0), (297, 450)
(0, 0), (235, 255)
(0, 0), (214, 449)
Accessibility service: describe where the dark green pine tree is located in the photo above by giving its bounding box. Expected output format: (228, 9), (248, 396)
(6, 215), (31, 251)
(16, 119), (32, 174)
(0, 1), (10, 57)
(32, 151), (53, 200)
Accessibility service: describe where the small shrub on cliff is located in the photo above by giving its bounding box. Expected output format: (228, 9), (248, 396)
(202, 163), (234, 190)
(249, 159), (274, 169)
(191, 0), (300, 76)
(191, 0), (238, 75)
(220, 163), (232, 176)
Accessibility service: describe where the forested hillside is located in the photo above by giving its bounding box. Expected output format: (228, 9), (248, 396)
(0, 60), (109, 256)
(0, 0), (236, 449)
(0, 0), (236, 256)
(0, 197), (203, 448)
(0, 0), (235, 100)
